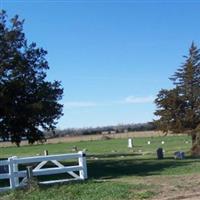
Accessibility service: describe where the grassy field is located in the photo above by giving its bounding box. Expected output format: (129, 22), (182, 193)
(1, 133), (200, 200)
(0, 134), (191, 157)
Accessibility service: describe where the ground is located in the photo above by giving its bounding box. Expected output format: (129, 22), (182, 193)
(126, 175), (200, 200)
(1, 131), (200, 200)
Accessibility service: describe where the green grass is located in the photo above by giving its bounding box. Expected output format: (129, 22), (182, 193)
(0, 181), (155, 200)
(0, 134), (198, 200)
(0, 135), (191, 158)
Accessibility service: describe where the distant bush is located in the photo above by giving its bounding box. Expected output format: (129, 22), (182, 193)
(101, 135), (112, 140)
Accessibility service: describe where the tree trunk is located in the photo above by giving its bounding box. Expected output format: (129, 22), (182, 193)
(191, 131), (200, 156)
(192, 133), (196, 145)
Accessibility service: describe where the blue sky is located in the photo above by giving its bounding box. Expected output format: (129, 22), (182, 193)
(1, 0), (200, 128)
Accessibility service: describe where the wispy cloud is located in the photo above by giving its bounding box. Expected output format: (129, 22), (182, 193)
(123, 96), (155, 104)
(64, 101), (97, 108)
(64, 95), (154, 109)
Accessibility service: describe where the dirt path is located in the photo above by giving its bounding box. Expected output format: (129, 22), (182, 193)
(156, 193), (200, 200)
(139, 174), (200, 200)
(115, 174), (200, 200)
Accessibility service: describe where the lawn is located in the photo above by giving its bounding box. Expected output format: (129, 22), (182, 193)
(0, 135), (191, 158)
(1, 134), (200, 200)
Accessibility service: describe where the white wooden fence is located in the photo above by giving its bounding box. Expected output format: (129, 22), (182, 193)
(0, 151), (87, 192)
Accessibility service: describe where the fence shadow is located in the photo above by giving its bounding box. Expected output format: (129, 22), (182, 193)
(87, 154), (199, 179)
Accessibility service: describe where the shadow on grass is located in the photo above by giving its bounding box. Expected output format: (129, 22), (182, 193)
(87, 154), (200, 179)
(88, 152), (141, 158)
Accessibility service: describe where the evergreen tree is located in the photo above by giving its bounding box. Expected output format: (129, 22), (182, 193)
(155, 43), (200, 155)
(0, 10), (63, 146)
(154, 88), (185, 133)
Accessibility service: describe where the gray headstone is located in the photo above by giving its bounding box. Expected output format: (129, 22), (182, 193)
(156, 148), (164, 159)
(174, 151), (185, 159)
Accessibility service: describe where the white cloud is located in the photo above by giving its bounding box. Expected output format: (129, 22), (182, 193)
(123, 96), (155, 104)
(64, 101), (97, 108)
(64, 95), (155, 109)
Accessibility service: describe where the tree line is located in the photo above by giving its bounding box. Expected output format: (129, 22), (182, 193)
(45, 122), (156, 138)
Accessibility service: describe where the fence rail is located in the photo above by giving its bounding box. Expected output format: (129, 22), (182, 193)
(0, 151), (87, 192)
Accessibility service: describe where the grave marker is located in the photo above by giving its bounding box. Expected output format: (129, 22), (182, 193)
(156, 148), (164, 159)
(128, 138), (133, 148)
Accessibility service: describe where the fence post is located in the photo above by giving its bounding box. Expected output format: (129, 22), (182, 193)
(12, 156), (19, 187)
(78, 151), (88, 180)
(8, 157), (15, 189)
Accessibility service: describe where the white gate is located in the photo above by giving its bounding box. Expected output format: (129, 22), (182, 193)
(0, 151), (87, 192)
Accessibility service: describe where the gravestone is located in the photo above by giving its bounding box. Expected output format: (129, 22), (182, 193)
(128, 138), (133, 148)
(44, 150), (49, 156)
(72, 146), (78, 152)
(174, 151), (185, 159)
(156, 148), (164, 159)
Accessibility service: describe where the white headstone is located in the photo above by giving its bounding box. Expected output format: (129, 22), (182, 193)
(147, 141), (151, 144)
(128, 138), (133, 148)
(161, 141), (165, 144)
